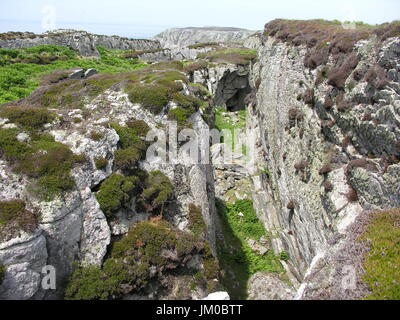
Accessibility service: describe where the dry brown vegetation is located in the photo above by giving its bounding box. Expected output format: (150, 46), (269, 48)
(265, 19), (400, 69)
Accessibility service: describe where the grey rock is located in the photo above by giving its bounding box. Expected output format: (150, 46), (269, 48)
(248, 272), (295, 300)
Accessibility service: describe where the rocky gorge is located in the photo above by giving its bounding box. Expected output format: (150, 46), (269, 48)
(0, 21), (399, 300)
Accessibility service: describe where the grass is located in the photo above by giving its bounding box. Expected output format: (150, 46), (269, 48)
(0, 45), (147, 104)
(198, 49), (257, 65)
(0, 106), (56, 130)
(216, 199), (283, 299)
(360, 209), (400, 300)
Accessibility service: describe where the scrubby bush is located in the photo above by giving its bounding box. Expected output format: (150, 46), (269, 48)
(323, 181), (334, 193)
(141, 171), (173, 210)
(319, 164), (332, 175)
(288, 108), (304, 121)
(0, 106), (55, 130)
(294, 160), (308, 172)
(364, 64), (388, 89)
(198, 49), (257, 65)
(114, 147), (143, 170)
(287, 201), (295, 210)
(96, 174), (138, 218)
(0, 200), (38, 236)
(95, 158), (108, 170)
(127, 84), (169, 114)
(188, 204), (206, 238)
(346, 187), (359, 202)
(90, 131), (104, 141)
(0, 265), (6, 286)
(126, 119), (150, 137)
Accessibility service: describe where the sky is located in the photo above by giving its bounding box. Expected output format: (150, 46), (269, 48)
(0, 0), (399, 38)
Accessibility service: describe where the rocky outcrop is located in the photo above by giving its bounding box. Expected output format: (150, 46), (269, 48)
(154, 27), (256, 49)
(0, 29), (161, 57)
(242, 31), (400, 296)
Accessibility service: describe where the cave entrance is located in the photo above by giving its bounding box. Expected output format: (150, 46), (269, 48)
(214, 70), (252, 112)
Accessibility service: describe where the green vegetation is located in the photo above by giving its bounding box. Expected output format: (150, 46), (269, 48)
(188, 203), (207, 238)
(0, 200), (38, 237)
(187, 42), (220, 49)
(198, 49), (257, 65)
(126, 118), (150, 137)
(214, 107), (246, 132)
(0, 106), (56, 130)
(141, 171), (173, 210)
(96, 174), (138, 218)
(0, 265), (5, 286)
(110, 123), (148, 170)
(361, 209), (400, 300)
(0, 129), (79, 200)
(125, 67), (188, 115)
(0, 45), (147, 104)
(216, 199), (283, 299)
(95, 158), (108, 170)
(64, 220), (204, 300)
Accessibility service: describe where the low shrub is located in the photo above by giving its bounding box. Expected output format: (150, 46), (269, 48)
(114, 147), (143, 170)
(294, 160), (308, 172)
(0, 265), (5, 286)
(141, 171), (173, 211)
(323, 181), (334, 193)
(127, 84), (169, 114)
(319, 164), (332, 175)
(303, 88), (315, 106)
(0, 200), (38, 236)
(198, 49), (257, 65)
(188, 203), (206, 238)
(90, 131), (104, 141)
(96, 174), (138, 218)
(95, 158), (108, 170)
(364, 64), (388, 89)
(345, 187), (359, 202)
(288, 108), (304, 121)
(287, 201), (295, 210)
(126, 119), (150, 137)
(327, 53), (359, 89)
(0, 106), (55, 130)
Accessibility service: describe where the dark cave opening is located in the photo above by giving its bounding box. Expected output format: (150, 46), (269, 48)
(214, 70), (252, 112)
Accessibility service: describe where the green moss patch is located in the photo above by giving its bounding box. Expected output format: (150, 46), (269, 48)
(141, 171), (173, 211)
(361, 209), (400, 300)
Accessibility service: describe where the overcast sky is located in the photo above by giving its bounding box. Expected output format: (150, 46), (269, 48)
(0, 0), (399, 38)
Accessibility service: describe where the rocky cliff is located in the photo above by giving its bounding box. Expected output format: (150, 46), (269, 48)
(0, 30), (161, 57)
(154, 27), (256, 49)
(0, 20), (399, 301)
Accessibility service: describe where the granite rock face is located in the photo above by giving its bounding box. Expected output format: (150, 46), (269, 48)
(242, 33), (400, 297)
(0, 29), (161, 57)
(154, 27), (256, 49)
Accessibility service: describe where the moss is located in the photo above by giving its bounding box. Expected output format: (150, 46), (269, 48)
(0, 265), (5, 286)
(95, 157), (108, 170)
(361, 209), (400, 300)
(0, 106), (56, 130)
(96, 174), (138, 218)
(279, 251), (290, 262)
